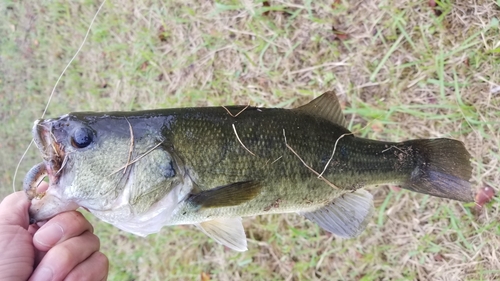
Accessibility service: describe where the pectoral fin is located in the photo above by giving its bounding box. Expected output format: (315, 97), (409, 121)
(197, 217), (248, 251)
(188, 181), (261, 209)
(299, 189), (374, 238)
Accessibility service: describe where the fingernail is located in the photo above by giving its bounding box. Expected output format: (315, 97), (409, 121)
(31, 266), (53, 281)
(35, 223), (64, 247)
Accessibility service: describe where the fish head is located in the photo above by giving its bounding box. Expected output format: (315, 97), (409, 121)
(25, 115), (97, 223)
(25, 113), (185, 228)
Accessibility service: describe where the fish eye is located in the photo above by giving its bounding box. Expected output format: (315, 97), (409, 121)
(71, 127), (94, 148)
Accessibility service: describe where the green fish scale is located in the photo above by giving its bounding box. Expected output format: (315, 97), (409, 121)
(164, 107), (416, 222)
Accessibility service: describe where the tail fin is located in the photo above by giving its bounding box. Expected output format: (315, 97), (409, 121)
(401, 139), (473, 202)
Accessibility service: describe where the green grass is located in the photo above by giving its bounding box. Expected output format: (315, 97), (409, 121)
(1, 0), (500, 280)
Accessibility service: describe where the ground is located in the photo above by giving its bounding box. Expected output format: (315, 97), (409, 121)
(1, 0), (499, 280)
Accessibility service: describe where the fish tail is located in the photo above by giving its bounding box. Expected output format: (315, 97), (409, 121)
(400, 138), (473, 202)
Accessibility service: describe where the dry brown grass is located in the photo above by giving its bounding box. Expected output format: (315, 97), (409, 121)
(1, 0), (499, 280)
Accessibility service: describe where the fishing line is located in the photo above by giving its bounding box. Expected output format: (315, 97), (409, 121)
(42, 0), (107, 119)
(13, 0), (107, 192)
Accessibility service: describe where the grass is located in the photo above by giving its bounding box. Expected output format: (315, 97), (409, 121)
(1, 0), (499, 280)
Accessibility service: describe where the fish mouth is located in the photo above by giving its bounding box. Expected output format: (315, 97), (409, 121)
(24, 119), (78, 224)
(24, 119), (64, 198)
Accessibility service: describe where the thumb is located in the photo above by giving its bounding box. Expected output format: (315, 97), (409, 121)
(0, 191), (31, 229)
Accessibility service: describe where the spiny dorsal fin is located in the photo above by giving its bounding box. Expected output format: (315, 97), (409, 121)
(299, 189), (374, 238)
(293, 91), (348, 128)
(188, 181), (261, 209)
(197, 217), (248, 251)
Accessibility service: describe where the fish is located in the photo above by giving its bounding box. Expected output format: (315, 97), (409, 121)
(24, 91), (473, 251)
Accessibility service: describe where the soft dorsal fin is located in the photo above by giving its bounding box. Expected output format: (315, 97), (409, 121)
(197, 217), (248, 251)
(293, 91), (348, 128)
(299, 189), (374, 238)
(188, 181), (261, 210)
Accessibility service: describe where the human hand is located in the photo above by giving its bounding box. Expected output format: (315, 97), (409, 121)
(0, 183), (108, 281)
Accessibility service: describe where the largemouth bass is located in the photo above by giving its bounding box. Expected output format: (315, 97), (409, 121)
(24, 92), (473, 251)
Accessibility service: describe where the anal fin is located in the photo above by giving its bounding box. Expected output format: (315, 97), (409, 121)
(299, 189), (374, 238)
(197, 217), (248, 252)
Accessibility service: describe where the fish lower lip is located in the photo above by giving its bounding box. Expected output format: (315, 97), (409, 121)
(29, 194), (80, 224)
(23, 162), (48, 200)
(24, 161), (63, 224)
